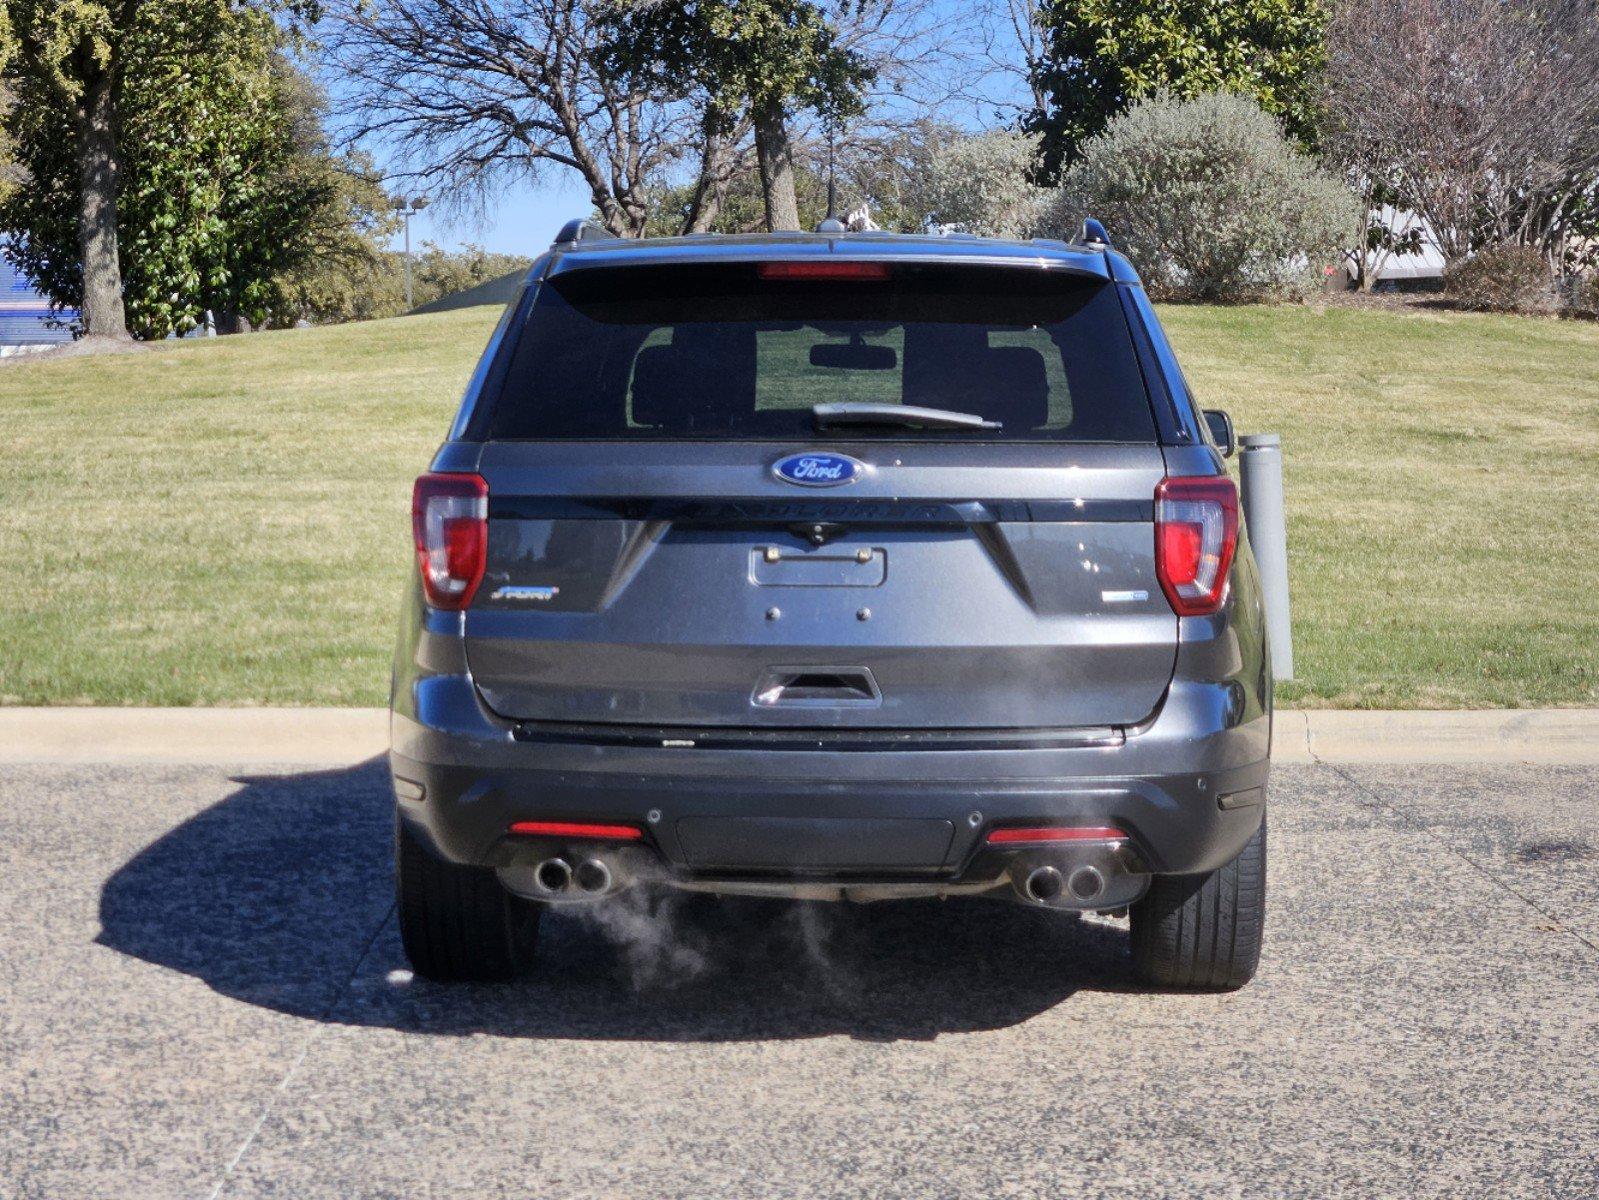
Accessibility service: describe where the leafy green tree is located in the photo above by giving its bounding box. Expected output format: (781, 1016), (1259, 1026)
(3, 4), (388, 338)
(116, 11), (323, 335)
(1026, 0), (1326, 181)
(606, 1), (872, 231)
(6, 0), (142, 336)
(3, 0), (315, 338)
(279, 241), (534, 325)
(405, 243), (534, 310)
(270, 149), (402, 325)
(0, 8), (16, 204)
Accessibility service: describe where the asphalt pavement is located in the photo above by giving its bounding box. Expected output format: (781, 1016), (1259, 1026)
(1, 760), (1596, 1198)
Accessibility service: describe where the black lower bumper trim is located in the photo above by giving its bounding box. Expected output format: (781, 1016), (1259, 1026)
(511, 719), (1126, 753)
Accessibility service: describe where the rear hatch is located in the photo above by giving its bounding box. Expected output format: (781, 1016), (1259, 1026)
(462, 259), (1176, 731)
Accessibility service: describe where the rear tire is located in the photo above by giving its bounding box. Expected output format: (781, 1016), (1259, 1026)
(396, 815), (541, 982)
(1130, 814), (1265, 990)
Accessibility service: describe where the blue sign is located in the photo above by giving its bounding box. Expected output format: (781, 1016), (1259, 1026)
(772, 452), (864, 488)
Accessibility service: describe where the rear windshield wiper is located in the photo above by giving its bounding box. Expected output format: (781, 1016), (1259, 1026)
(811, 402), (1002, 431)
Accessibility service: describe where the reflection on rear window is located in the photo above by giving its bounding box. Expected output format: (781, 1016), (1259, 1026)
(482, 263), (1156, 442)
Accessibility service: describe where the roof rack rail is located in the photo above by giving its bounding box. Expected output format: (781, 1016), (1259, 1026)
(1078, 217), (1112, 249)
(552, 218), (609, 248)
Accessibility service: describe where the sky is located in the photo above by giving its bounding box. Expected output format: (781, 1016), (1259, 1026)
(391, 172), (593, 260)
(377, 0), (1028, 259)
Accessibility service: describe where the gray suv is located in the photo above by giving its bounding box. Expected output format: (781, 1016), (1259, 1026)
(391, 220), (1270, 990)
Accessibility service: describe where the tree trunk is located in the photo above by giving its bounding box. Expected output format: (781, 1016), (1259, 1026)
(73, 69), (130, 341)
(753, 97), (801, 232)
(1353, 180), (1376, 292)
(684, 125), (728, 235)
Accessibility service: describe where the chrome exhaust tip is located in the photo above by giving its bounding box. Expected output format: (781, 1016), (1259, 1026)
(1067, 865), (1105, 902)
(574, 858), (613, 895)
(534, 857), (572, 894)
(1024, 865), (1064, 903)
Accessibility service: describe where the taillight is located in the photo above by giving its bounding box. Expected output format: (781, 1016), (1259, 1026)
(412, 472), (488, 609)
(1154, 475), (1238, 616)
(507, 820), (644, 841)
(986, 825), (1128, 845)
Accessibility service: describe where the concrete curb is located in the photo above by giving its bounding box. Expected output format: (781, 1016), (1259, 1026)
(0, 708), (389, 765)
(1269, 708), (1599, 765)
(1, 706), (1596, 766)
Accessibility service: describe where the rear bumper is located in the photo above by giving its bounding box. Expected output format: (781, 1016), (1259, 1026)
(390, 671), (1269, 884)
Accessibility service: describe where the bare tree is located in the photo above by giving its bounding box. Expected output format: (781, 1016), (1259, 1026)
(784, 0), (983, 220)
(605, 0), (948, 234)
(960, 0), (1047, 121)
(681, 113), (754, 233)
(323, 0), (701, 237)
(323, 0), (984, 239)
(828, 0), (962, 109)
(1323, 0), (1599, 270)
(1336, 174), (1427, 292)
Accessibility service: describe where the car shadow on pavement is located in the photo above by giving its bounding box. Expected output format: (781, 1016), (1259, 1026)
(98, 758), (1139, 1042)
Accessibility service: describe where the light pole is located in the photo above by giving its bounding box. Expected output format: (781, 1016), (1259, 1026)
(396, 196), (430, 309)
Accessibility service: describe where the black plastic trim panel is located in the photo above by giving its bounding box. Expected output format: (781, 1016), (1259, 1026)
(488, 496), (1155, 524)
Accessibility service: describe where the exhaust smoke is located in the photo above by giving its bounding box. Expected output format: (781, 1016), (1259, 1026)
(572, 890), (864, 995)
(576, 889), (713, 990)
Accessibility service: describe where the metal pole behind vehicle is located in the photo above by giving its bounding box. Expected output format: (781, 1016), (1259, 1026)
(1239, 433), (1293, 681)
(403, 210), (413, 311)
(397, 196), (428, 311)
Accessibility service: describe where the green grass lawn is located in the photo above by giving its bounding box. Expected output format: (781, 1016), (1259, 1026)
(1, 301), (1595, 708)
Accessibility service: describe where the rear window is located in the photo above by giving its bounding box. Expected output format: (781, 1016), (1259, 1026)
(480, 263), (1156, 442)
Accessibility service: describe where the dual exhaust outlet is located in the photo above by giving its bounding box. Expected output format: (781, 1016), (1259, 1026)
(533, 856), (614, 897)
(542, 857), (1106, 904)
(1023, 863), (1107, 905)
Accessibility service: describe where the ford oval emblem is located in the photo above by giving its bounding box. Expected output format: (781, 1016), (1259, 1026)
(772, 452), (864, 488)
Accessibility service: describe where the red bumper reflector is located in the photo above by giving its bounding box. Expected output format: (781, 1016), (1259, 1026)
(986, 825), (1127, 845)
(757, 261), (891, 281)
(507, 821), (644, 841)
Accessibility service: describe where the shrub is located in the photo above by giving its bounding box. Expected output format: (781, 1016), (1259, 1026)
(1445, 246), (1559, 314)
(923, 130), (1048, 239)
(1561, 272), (1599, 319)
(409, 242), (534, 309)
(1049, 92), (1359, 301)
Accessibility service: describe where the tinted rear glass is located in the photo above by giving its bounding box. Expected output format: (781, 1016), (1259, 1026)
(482, 263), (1156, 441)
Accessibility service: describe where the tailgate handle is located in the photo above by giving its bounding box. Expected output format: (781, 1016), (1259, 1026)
(753, 667), (881, 708)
